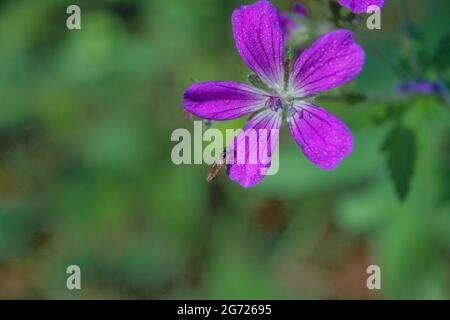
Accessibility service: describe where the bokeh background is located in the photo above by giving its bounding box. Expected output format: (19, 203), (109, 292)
(0, 0), (449, 299)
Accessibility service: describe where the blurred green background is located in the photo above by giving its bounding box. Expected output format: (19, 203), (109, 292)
(0, 0), (449, 299)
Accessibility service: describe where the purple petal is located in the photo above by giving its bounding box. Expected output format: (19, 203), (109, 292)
(337, 0), (385, 14)
(287, 102), (353, 170)
(227, 108), (282, 187)
(183, 81), (267, 120)
(232, 0), (285, 89)
(289, 29), (365, 97)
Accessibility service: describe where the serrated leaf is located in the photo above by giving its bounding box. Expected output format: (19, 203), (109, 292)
(382, 124), (417, 201)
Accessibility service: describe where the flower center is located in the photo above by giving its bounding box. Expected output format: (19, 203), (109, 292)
(265, 96), (283, 112)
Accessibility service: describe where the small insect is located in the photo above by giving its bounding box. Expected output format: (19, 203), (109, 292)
(206, 148), (228, 182)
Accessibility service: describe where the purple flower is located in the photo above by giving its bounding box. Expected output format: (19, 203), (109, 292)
(398, 80), (450, 104)
(337, 0), (385, 13)
(398, 80), (443, 95)
(183, 0), (365, 187)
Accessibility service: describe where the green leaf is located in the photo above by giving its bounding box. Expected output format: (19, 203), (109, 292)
(382, 124), (417, 201)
